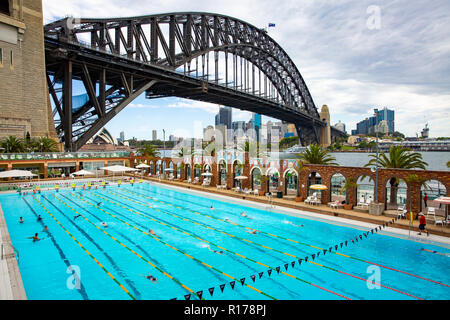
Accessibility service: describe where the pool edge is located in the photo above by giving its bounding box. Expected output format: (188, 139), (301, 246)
(0, 204), (27, 300)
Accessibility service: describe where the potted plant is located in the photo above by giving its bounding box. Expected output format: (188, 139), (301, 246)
(259, 175), (269, 196)
(340, 178), (357, 210)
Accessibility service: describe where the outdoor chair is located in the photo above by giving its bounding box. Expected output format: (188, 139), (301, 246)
(329, 200), (340, 209)
(397, 205), (406, 214)
(397, 209), (407, 219)
(357, 197), (369, 209)
(304, 196), (313, 204)
(253, 189), (259, 196)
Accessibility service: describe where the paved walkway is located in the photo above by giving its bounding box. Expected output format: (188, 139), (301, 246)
(0, 205), (27, 300)
(145, 177), (450, 238)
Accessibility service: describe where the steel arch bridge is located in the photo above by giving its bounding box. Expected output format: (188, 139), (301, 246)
(44, 12), (344, 151)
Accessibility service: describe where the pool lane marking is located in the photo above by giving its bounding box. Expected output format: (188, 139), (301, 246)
(51, 193), (201, 300)
(30, 194), (136, 300)
(69, 192), (276, 300)
(22, 197), (90, 300)
(112, 190), (425, 300)
(125, 187), (450, 289)
(103, 190), (351, 300)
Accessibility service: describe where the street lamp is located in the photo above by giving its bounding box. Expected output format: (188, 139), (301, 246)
(375, 117), (379, 204)
(163, 129), (166, 157)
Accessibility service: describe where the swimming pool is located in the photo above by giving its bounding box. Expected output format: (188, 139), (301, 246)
(1, 182), (449, 300)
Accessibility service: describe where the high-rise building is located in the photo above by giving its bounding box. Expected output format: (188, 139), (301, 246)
(152, 130), (157, 141)
(119, 131), (125, 143)
(215, 106), (232, 129)
(421, 124), (429, 139)
(352, 107), (395, 135)
(334, 121), (346, 133)
(251, 113), (262, 142)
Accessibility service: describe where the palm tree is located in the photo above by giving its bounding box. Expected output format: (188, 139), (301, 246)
(297, 144), (338, 186)
(365, 146), (428, 205)
(0, 136), (24, 153)
(138, 144), (160, 159)
(34, 137), (59, 152)
(297, 144), (338, 165)
(447, 160), (450, 168)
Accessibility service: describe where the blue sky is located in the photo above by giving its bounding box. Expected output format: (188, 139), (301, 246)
(43, 0), (450, 140)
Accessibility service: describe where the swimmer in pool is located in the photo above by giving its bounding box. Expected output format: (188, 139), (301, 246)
(74, 214), (82, 220)
(27, 233), (41, 242)
(101, 222), (108, 228)
(139, 274), (158, 283)
(246, 229), (259, 235)
(97, 202), (102, 206)
(19, 217), (24, 224)
(241, 212), (253, 219)
(287, 221), (304, 227)
(43, 226), (49, 232)
(37, 215), (42, 221)
(149, 229), (159, 237)
(207, 245), (224, 255)
(210, 205), (214, 210)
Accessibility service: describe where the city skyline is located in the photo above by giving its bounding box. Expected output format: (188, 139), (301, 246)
(42, 0), (450, 140)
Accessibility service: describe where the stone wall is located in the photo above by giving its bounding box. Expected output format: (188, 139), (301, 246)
(0, 0), (58, 140)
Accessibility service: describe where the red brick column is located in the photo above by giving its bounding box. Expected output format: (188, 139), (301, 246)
(226, 163), (233, 189)
(242, 153), (250, 190)
(211, 162), (217, 187)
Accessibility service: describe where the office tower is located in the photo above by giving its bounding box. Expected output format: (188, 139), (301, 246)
(152, 130), (157, 141)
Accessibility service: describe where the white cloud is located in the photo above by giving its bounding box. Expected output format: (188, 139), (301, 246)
(128, 103), (160, 109)
(167, 101), (220, 114)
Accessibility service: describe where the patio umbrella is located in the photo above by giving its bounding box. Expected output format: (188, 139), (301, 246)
(235, 176), (248, 180)
(72, 169), (95, 176)
(0, 170), (36, 178)
(136, 163), (150, 169)
(309, 184), (328, 190)
(164, 168), (174, 171)
(202, 172), (213, 176)
(100, 165), (139, 182)
(434, 197), (450, 220)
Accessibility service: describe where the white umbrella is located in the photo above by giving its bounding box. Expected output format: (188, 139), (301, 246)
(0, 170), (36, 178)
(100, 165), (139, 183)
(235, 176), (248, 180)
(434, 197), (450, 220)
(165, 168), (174, 172)
(73, 169), (95, 176)
(100, 165), (139, 172)
(202, 172), (213, 176)
(136, 163), (150, 169)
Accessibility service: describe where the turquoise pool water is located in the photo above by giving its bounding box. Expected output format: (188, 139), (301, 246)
(1, 182), (449, 300)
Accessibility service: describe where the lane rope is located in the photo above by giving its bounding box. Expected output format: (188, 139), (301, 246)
(111, 188), (423, 300)
(30, 194), (136, 300)
(49, 192), (201, 300)
(127, 186), (450, 289)
(69, 191), (276, 300)
(101, 189), (351, 300)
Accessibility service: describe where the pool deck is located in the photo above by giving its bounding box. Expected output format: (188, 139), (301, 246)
(144, 177), (450, 240)
(0, 205), (27, 300)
